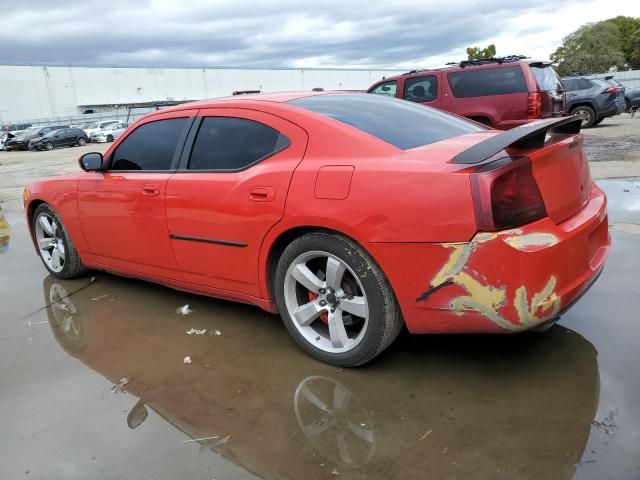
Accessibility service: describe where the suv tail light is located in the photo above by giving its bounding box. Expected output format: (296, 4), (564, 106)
(604, 86), (619, 94)
(527, 92), (542, 118)
(470, 157), (547, 231)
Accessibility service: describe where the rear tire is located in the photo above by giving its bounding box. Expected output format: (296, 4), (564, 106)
(274, 232), (402, 367)
(592, 117), (604, 126)
(33, 204), (87, 279)
(107, 135), (114, 142)
(571, 106), (596, 128)
(77, 137), (86, 146)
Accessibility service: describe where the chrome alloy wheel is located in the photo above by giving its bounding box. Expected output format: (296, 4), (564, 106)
(35, 212), (65, 273)
(283, 251), (369, 353)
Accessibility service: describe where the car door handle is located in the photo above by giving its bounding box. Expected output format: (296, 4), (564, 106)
(142, 183), (160, 196)
(249, 186), (275, 202)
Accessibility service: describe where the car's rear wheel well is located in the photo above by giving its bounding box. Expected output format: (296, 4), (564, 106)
(569, 102), (596, 113)
(467, 116), (492, 127)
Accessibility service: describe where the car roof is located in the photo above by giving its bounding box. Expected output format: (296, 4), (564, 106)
(370, 59), (550, 84)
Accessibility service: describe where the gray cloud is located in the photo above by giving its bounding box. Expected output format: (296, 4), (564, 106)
(0, 0), (583, 68)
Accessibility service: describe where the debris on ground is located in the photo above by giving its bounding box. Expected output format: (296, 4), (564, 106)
(591, 408), (619, 434)
(210, 329), (222, 336)
(183, 356), (192, 364)
(181, 435), (219, 443)
(419, 430), (432, 441)
(331, 468), (339, 475)
(91, 294), (108, 301)
(186, 328), (206, 335)
(176, 304), (193, 315)
(110, 377), (129, 394)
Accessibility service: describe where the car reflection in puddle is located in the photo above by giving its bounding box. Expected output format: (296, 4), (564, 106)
(0, 207), (10, 254)
(43, 275), (599, 479)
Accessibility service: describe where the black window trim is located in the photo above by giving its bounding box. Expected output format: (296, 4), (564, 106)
(105, 115), (197, 173)
(175, 115), (292, 173)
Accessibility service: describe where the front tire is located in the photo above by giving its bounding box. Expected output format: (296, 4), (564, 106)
(274, 232), (402, 366)
(44, 142), (54, 151)
(571, 106), (596, 128)
(33, 204), (86, 279)
(107, 135), (114, 142)
(77, 137), (86, 146)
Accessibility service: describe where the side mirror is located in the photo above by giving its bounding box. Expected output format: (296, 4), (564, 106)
(79, 152), (103, 172)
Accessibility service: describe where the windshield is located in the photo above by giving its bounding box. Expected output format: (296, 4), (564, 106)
(100, 121), (118, 129)
(80, 122), (97, 129)
(289, 93), (484, 150)
(531, 66), (563, 91)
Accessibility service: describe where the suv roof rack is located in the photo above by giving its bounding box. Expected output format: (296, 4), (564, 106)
(401, 55), (530, 75)
(457, 55), (529, 68)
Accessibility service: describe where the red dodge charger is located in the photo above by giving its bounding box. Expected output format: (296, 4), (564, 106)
(24, 92), (610, 366)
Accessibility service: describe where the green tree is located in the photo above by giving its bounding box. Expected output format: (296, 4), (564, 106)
(551, 22), (625, 75)
(630, 28), (640, 68)
(466, 44), (496, 60)
(605, 16), (640, 67)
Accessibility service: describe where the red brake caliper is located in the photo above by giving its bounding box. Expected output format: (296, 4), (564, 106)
(308, 291), (329, 324)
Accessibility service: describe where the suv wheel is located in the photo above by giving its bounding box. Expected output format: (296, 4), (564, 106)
(571, 106), (596, 128)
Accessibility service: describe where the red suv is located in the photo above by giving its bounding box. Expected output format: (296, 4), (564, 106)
(368, 57), (565, 129)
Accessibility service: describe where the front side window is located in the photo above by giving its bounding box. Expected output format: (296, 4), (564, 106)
(369, 81), (397, 97)
(188, 117), (290, 171)
(448, 66), (528, 98)
(111, 118), (187, 171)
(403, 75), (437, 102)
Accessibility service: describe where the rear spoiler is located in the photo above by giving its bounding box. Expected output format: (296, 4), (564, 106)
(451, 116), (582, 165)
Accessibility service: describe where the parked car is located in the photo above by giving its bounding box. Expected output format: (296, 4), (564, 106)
(24, 92), (609, 366)
(90, 122), (129, 143)
(367, 56), (565, 129)
(623, 86), (640, 111)
(561, 75), (626, 127)
(30, 128), (88, 151)
(81, 120), (120, 140)
(5, 125), (68, 151)
(0, 132), (12, 150)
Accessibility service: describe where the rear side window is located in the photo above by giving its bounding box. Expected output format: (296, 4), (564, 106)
(111, 118), (187, 171)
(188, 117), (290, 171)
(369, 81), (397, 97)
(531, 66), (562, 91)
(448, 66), (527, 98)
(403, 75), (437, 102)
(288, 94), (483, 150)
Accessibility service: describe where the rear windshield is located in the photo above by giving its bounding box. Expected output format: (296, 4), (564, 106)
(447, 66), (527, 98)
(531, 65), (563, 91)
(289, 94), (483, 150)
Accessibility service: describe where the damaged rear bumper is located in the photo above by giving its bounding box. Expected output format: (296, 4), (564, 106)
(366, 183), (610, 334)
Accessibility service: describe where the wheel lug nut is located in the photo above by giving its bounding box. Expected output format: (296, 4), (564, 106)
(330, 308), (336, 313)
(319, 288), (326, 294)
(319, 300), (327, 306)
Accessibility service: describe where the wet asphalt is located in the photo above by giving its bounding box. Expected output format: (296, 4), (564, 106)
(0, 180), (639, 480)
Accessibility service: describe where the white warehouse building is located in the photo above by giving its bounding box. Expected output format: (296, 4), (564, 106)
(0, 63), (404, 124)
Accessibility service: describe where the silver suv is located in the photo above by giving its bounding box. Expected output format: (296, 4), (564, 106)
(562, 75), (626, 127)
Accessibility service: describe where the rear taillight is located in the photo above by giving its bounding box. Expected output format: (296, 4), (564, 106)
(470, 157), (547, 231)
(527, 92), (542, 118)
(604, 86), (618, 94)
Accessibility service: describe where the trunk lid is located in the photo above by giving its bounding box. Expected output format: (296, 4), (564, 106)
(516, 134), (591, 224)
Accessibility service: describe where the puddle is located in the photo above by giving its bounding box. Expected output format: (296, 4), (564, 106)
(0, 181), (638, 479)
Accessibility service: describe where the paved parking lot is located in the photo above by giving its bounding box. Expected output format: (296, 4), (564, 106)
(0, 117), (639, 479)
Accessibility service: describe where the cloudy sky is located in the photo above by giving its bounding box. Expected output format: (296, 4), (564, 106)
(0, 0), (639, 69)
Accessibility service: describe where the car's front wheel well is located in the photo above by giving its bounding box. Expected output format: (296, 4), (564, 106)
(27, 200), (47, 226)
